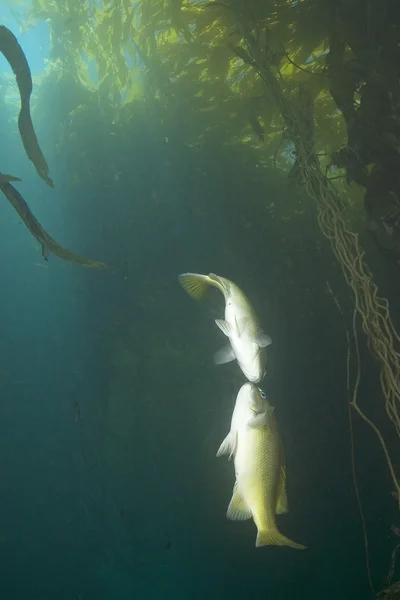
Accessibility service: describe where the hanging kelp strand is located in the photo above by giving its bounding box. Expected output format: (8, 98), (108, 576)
(204, 4), (400, 512)
(0, 25), (54, 187)
(0, 174), (106, 268)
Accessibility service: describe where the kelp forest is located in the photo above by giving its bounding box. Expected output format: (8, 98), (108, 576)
(0, 0), (400, 598)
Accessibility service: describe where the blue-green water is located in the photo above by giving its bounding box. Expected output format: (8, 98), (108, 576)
(0, 5), (399, 599)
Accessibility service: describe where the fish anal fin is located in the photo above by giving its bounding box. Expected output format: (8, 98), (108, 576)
(216, 431), (237, 459)
(227, 483), (252, 521)
(276, 464), (288, 515)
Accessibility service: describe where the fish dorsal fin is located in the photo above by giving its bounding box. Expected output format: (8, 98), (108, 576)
(227, 483), (252, 521)
(276, 464), (288, 515)
(216, 431), (237, 459)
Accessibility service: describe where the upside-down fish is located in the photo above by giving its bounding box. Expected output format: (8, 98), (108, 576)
(217, 382), (306, 549)
(178, 272), (271, 383)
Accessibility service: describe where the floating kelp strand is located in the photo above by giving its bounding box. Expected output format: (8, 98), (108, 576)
(0, 25), (54, 187)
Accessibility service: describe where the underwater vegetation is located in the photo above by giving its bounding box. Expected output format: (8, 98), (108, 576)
(2, 0), (400, 597)
(0, 24), (105, 266)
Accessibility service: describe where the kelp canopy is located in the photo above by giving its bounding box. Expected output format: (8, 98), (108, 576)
(18, 0), (397, 207)
(4, 0), (400, 595)
(12, 0), (398, 257)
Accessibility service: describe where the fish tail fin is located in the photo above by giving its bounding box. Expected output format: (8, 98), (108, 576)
(256, 528), (306, 550)
(178, 273), (220, 300)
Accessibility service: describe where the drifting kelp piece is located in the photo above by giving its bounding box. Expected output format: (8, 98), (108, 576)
(0, 26), (53, 187)
(0, 175), (106, 269)
(0, 173), (22, 183)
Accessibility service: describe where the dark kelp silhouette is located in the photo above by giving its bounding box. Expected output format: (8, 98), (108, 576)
(0, 25), (53, 187)
(0, 25), (105, 268)
(0, 174), (105, 268)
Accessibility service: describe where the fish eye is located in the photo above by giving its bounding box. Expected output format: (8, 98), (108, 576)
(260, 390), (266, 399)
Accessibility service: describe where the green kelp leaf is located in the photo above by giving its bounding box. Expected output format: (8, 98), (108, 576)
(75, 57), (96, 91)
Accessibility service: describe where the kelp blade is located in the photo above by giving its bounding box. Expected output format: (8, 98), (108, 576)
(0, 177), (106, 269)
(0, 25), (54, 187)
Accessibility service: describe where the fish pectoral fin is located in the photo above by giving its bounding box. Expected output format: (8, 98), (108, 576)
(248, 407), (274, 429)
(227, 483), (252, 521)
(235, 316), (251, 337)
(215, 319), (233, 337)
(216, 431), (237, 459)
(235, 319), (272, 347)
(252, 328), (272, 348)
(178, 273), (210, 301)
(213, 344), (235, 365)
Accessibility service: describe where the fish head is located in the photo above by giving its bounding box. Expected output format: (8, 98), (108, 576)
(238, 347), (266, 383)
(237, 382), (269, 415)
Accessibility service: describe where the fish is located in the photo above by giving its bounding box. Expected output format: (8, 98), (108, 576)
(217, 382), (306, 549)
(0, 174), (106, 268)
(0, 26), (53, 187)
(178, 272), (271, 383)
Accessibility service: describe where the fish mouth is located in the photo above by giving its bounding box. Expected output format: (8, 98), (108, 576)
(241, 369), (264, 384)
(238, 355), (266, 383)
(241, 381), (257, 391)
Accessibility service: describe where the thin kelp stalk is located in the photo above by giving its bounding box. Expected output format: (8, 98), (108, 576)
(227, 20), (400, 487)
(327, 282), (374, 597)
(329, 281), (400, 597)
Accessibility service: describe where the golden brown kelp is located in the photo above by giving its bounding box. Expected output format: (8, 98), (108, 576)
(0, 174), (105, 268)
(225, 12), (399, 596)
(0, 25), (53, 187)
(224, 6), (400, 465)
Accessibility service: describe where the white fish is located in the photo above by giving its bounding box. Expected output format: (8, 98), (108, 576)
(178, 272), (271, 383)
(217, 382), (306, 549)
